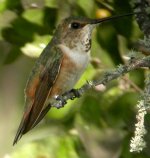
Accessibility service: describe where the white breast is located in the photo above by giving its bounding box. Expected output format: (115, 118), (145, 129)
(57, 44), (90, 90)
(58, 44), (90, 69)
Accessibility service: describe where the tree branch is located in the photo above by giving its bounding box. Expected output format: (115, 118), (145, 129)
(132, 0), (150, 37)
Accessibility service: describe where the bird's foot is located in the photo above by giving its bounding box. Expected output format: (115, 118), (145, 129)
(61, 89), (80, 100)
(55, 95), (67, 109)
(54, 89), (81, 109)
(61, 89), (81, 100)
(69, 89), (81, 100)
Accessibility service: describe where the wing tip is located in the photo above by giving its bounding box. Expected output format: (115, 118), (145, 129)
(13, 133), (22, 146)
(13, 116), (27, 146)
(13, 103), (52, 146)
(13, 124), (25, 146)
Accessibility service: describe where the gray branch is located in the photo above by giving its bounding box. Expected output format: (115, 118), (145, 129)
(132, 0), (150, 37)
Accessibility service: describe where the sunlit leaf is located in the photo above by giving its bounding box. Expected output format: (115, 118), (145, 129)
(2, 17), (42, 45)
(21, 0), (45, 9)
(0, 10), (17, 28)
(45, 0), (58, 8)
(21, 34), (51, 58)
(22, 9), (44, 26)
(0, 0), (7, 12)
(47, 99), (75, 120)
(75, 64), (95, 88)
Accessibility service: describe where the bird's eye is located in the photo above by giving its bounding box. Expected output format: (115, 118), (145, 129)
(70, 22), (81, 29)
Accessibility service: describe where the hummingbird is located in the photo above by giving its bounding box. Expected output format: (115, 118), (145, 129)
(13, 13), (134, 145)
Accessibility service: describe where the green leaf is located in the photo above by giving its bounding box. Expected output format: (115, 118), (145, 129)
(2, 17), (42, 45)
(75, 64), (95, 88)
(21, 34), (51, 58)
(0, 0), (7, 12)
(77, 0), (95, 16)
(22, 9), (44, 26)
(45, 0), (58, 8)
(56, 136), (79, 158)
(6, 0), (22, 10)
(47, 99), (75, 120)
(0, 10), (17, 28)
(21, 0), (45, 9)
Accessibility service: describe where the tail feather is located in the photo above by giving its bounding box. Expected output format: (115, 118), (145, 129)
(13, 104), (51, 145)
(13, 116), (28, 145)
(13, 107), (32, 145)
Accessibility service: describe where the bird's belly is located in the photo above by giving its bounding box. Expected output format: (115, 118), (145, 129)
(49, 51), (89, 98)
(52, 68), (81, 94)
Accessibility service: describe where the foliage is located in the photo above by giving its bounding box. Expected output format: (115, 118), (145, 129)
(0, 0), (149, 158)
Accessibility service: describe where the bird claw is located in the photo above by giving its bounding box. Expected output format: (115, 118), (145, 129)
(55, 95), (67, 109)
(61, 89), (80, 100)
(54, 89), (80, 109)
(69, 89), (81, 100)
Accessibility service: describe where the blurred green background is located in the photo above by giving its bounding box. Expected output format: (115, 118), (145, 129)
(0, 0), (149, 158)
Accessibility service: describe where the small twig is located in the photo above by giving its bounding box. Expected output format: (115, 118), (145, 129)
(122, 76), (143, 93)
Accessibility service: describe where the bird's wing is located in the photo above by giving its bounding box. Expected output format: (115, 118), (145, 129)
(13, 45), (63, 145)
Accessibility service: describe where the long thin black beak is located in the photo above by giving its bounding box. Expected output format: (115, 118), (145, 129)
(90, 12), (135, 24)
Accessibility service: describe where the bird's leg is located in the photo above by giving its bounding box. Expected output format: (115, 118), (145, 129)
(54, 89), (81, 109)
(62, 89), (81, 100)
(70, 89), (81, 99)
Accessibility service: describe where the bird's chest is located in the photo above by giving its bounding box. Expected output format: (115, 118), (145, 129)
(50, 45), (90, 96)
(61, 46), (90, 86)
(62, 44), (90, 73)
(63, 49), (90, 79)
